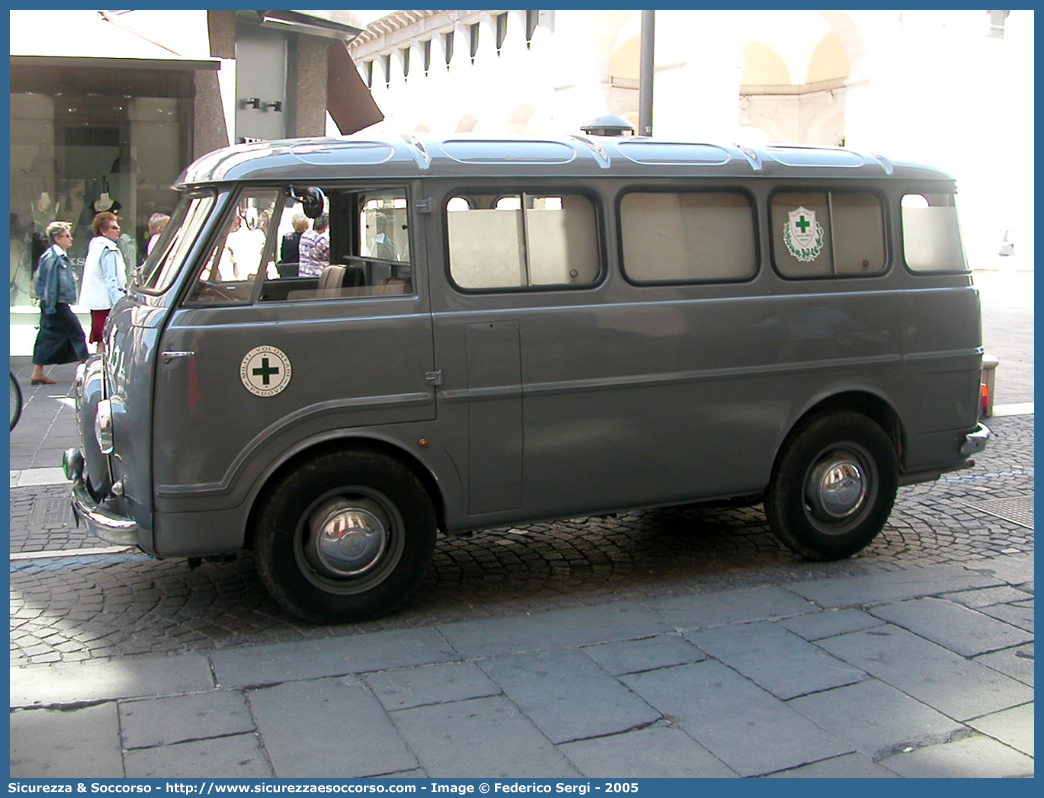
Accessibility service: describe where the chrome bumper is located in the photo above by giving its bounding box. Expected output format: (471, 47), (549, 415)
(960, 423), (991, 457)
(63, 448), (139, 547)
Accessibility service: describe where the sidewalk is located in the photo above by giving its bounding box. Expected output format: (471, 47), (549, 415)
(9, 554), (1034, 778)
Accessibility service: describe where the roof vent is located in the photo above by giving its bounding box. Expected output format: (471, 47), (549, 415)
(580, 115), (634, 137)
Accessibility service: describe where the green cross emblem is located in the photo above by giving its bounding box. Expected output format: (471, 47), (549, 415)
(252, 357), (280, 386)
(795, 215), (811, 233)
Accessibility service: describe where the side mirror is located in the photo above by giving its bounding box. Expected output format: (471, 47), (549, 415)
(290, 186), (326, 219)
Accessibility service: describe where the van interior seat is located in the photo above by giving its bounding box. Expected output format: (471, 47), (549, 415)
(318, 264), (346, 290)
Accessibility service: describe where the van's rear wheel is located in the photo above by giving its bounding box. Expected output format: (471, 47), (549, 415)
(254, 449), (436, 623)
(766, 412), (897, 561)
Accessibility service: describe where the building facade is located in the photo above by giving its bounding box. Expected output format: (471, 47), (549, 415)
(9, 9), (381, 309)
(349, 9), (1034, 270)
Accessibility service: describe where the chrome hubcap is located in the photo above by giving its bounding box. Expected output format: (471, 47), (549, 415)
(305, 498), (389, 578)
(806, 452), (868, 521)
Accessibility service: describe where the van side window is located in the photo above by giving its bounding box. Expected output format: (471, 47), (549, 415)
(619, 191), (756, 283)
(185, 189), (280, 305)
(771, 191), (886, 278)
(901, 193), (968, 272)
(447, 193), (599, 290)
(261, 187), (413, 302)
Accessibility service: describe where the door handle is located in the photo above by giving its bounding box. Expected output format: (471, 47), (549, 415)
(161, 351), (195, 364)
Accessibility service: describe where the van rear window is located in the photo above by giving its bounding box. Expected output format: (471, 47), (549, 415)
(901, 193), (968, 272)
(771, 191), (886, 278)
(447, 193), (599, 290)
(619, 191), (756, 283)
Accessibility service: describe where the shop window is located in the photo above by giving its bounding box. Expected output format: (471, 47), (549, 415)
(620, 191), (757, 283)
(448, 193), (599, 290)
(771, 191), (886, 278)
(9, 65), (192, 308)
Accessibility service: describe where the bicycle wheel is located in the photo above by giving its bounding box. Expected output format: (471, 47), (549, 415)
(10, 371), (23, 431)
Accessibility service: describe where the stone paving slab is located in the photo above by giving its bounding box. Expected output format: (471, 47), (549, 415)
(786, 565), (1004, 608)
(973, 643), (1034, 687)
(964, 552), (1036, 586)
(10, 653), (213, 708)
(391, 695), (580, 778)
(119, 690), (256, 749)
(867, 596), (1033, 656)
(967, 702), (1034, 756)
(942, 585), (1035, 609)
(249, 676), (418, 777)
(477, 649), (661, 744)
(10, 703), (124, 778)
(580, 633), (707, 676)
(817, 624), (1034, 722)
(559, 725), (738, 778)
(686, 620), (865, 700)
(210, 627), (458, 688)
(362, 661), (500, 711)
(650, 584), (818, 630)
(787, 679), (967, 760)
(766, 752), (900, 778)
(438, 602), (672, 659)
(877, 735), (1034, 778)
(778, 607), (884, 640)
(979, 600), (1035, 632)
(621, 661), (854, 777)
(123, 734), (272, 779)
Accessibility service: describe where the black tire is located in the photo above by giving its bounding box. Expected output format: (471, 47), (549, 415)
(254, 448), (437, 623)
(765, 411), (898, 561)
(10, 372), (22, 431)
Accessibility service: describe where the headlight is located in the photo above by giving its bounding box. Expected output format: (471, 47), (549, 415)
(95, 398), (114, 455)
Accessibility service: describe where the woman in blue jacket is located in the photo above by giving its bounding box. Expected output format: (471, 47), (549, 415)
(30, 221), (88, 384)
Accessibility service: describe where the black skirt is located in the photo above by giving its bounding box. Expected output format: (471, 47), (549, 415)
(32, 303), (89, 365)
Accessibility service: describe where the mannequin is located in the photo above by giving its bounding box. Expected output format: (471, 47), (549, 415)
(91, 177), (122, 215)
(31, 192), (61, 232)
(92, 192), (122, 215)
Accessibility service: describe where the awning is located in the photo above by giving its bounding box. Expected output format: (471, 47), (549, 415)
(9, 10), (220, 70)
(327, 41), (384, 135)
(256, 10), (367, 40)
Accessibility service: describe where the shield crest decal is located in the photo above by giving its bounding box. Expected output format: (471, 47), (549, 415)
(784, 206), (825, 262)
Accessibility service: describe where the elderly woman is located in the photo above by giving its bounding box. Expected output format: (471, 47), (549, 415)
(278, 213), (310, 278)
(146, 212), (170, 255)
(79, 211), (127, 352)
(30, 221), (88, 384)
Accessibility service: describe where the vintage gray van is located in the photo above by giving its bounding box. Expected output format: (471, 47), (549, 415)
(64, 133), (990, 622)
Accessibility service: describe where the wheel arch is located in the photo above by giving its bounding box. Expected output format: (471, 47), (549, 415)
(777, 390), (904, 475)
(243, 433), (447, 549)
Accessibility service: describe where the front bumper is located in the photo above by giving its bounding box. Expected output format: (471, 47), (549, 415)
(63, 448), (139, 547)
(961, 423), (991, 457)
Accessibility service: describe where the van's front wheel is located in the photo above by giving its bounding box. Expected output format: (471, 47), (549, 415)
(766, 412), (897, 561)
(254, 449), (437, 623)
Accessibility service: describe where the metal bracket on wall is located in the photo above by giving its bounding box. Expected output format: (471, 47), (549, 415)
(242, 98), (283, 112)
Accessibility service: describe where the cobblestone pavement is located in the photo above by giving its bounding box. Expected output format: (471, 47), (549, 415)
(10, 412), (1033, 667)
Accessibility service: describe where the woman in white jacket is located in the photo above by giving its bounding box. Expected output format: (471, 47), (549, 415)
(79, 211), (127, 352)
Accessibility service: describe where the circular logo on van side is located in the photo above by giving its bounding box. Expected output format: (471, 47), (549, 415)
(240, 346), (292, 397)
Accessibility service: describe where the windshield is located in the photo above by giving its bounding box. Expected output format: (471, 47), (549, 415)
(140, 191), (217, 293)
